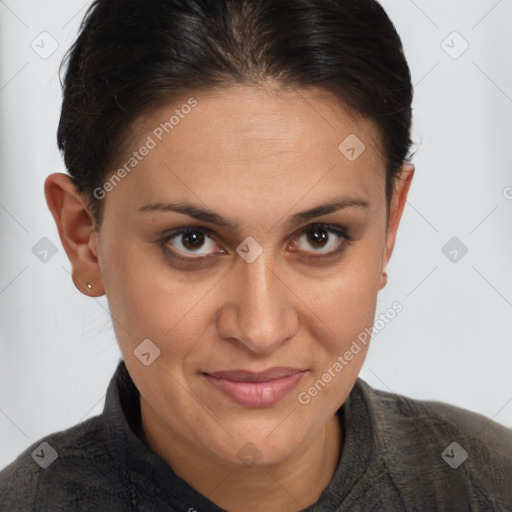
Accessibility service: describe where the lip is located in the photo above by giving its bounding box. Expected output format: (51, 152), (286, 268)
(206, 367), (305, 382)
(202, 368), (306, 407)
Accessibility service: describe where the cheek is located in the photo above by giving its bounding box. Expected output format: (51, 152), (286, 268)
(293, 261), (378, 414)
(100, 238), (210, 362)
(303, 280), (377, 388)
(299, 241), (382, 339)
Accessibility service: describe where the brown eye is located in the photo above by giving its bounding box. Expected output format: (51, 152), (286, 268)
(159, 223), (349, 264)
(291, 224), (349, 258)
(306, 227), (329, 249)
(181, 231), (205, 251)
(161, 228), (223, 259)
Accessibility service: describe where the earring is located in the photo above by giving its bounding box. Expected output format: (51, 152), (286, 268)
(86, 281), (92, 289)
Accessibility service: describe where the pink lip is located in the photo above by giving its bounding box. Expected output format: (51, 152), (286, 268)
(203, 368), (306, 407)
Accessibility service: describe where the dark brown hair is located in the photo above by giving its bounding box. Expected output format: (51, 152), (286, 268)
(57, 0), (414, 230)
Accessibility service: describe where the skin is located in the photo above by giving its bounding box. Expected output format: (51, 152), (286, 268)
(45, 83), (414, 512)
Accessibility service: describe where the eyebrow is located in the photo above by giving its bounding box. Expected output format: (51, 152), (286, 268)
(137, 196), (369, 229)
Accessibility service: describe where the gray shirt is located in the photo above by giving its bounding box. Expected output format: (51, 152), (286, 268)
(1, 359), (511, 511)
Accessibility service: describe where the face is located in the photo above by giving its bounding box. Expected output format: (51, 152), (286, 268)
(83, 84), (408, 466)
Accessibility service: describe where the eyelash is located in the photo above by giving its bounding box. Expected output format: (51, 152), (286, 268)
(157, 223), (351, 264)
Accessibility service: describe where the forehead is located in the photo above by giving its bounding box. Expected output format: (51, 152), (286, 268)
(105, 84), (386, 216)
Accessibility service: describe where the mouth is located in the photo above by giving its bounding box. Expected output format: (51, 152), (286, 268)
(201, 367), (306, 407)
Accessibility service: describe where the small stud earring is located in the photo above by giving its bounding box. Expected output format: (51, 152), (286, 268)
(86, 281), (92, 289)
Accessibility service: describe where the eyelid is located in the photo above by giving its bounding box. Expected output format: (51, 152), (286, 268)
(288, 223), (349, 260)
(158, 223), (350, 261)
(158, 226), (223, 261)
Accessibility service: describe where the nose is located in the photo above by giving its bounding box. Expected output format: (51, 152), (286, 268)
(216, 250), (299, 355)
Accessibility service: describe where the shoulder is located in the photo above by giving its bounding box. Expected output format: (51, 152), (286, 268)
(0, 415), (118, 511)
(354, 379), (512, 508)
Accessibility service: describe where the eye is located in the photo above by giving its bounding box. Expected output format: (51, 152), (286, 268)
(289, 223), (349, 259)
(159, 223), (350, 263)
(159, 227), (224, 260)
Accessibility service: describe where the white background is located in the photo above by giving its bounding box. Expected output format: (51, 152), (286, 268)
(1, 0), (511, 470)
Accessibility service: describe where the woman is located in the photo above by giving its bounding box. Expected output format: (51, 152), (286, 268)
(1, 0), (511, 510)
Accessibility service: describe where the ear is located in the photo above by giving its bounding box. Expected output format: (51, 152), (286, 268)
(44, 173), (105, 297)
(379, 163), (415, 290)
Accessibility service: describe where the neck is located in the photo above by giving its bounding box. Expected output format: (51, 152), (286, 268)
(140, 398), (343, 512)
